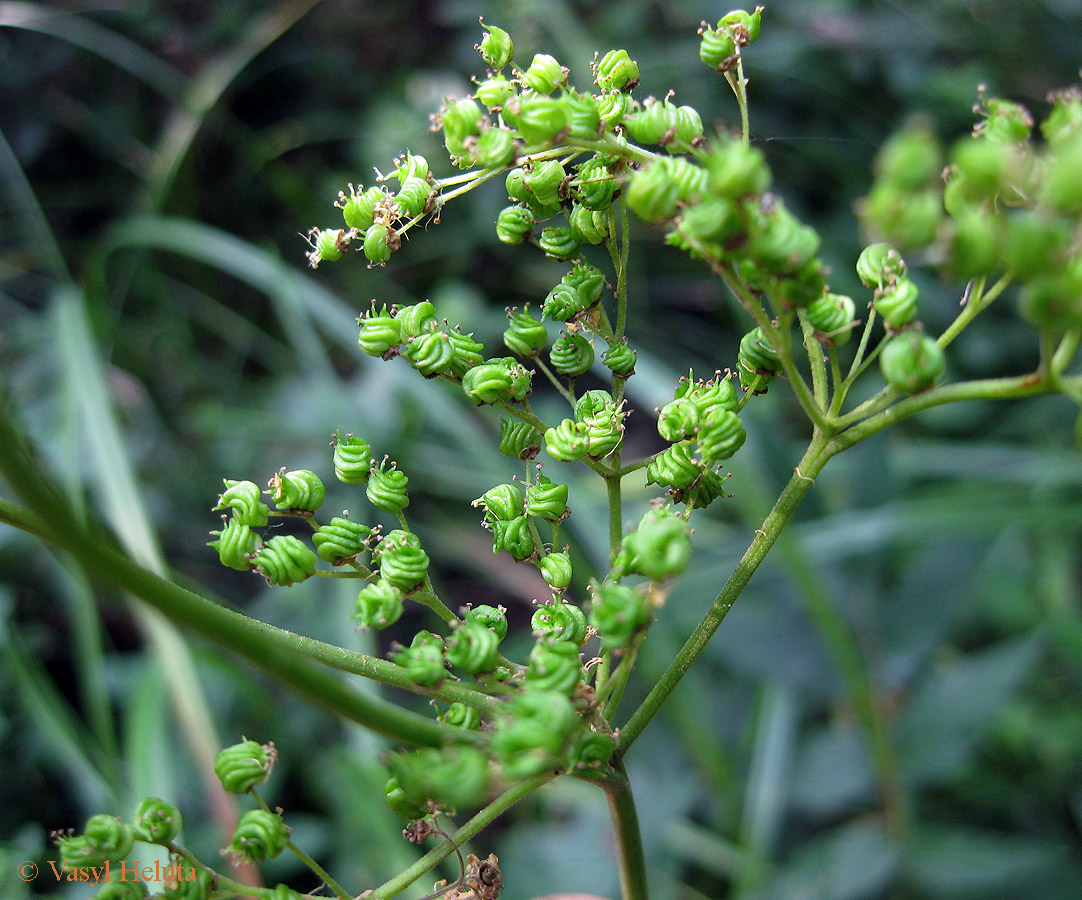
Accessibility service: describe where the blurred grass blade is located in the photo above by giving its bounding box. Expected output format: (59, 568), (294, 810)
(0, 3), (185, 100)
(0, 126), (70, 282)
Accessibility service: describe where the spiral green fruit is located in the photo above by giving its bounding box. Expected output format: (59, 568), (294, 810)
(539, 551), (574, 590)
(568, 204), (609, 244)
(583, 414), (624, 459)
(227, 809), (289, 863)
(306, 228), (345, 268)
(513, 94), (571, 145)
(131, 798), (182, 845)
(477, 19), (513, 68)
(543, 282), (587, 323)
(572, 157), (616, 210)
(379, 545), (430, 592)
(525, 475), (569, 522)
(445, 620), (501, 674)
(500, 356), (533, 402)
(699, 24), (737, 71)
(880, 331), (946, 394)
(465, 604), (509, 640)
(55, 834), (105, 869)
(475, 74), (515, 111)
(698, 408), (747, 463)
(491, 690), (579, 779)
(208, 519), (259, 571)
(358, 305), (402, 357)
(657, 398), (701, 442)
(267, 469), (325, 512)
(525, 640), (584, 694)
(375, 528), (421, 555)
(474, 483), (524, 522)
(96, 879), (149, 900)
(396, 301), (439, 340)
(806, 293), (857, 346)
(404, 329), (455, 377)
(462, 361), (513, 404)
(395, 176), (432, 218)
(746, 199), (821, 277)
(443, 702), (482, 731)
(532, 600), (587, 643)
(252, 535), (317, 586)
(621, 507), (692, 580)
(873, 277), (919, 329)
(646, 441), (702, 490)
(682, 466), (730, 510)
(626, 157), (682, 222)
(566, 91), (603, 140)
(214, 739), (276, 793)
(602, 341), (637, 376)
(589, 583), (652, 648)
(363, 223), (393, 265)
(338, 183), (384, 230)
(504, 307), (548, 355)
(738, 327), (781, 387)
(388, 746), (489, 812)
(385, 775), (429, 820)
(683, 372), (739, 417)
(215, 479), (270, 527)
(550, 331), (594, 377)
(491, 515), (536, 560)
(562, 262), (607, 307)
(471, 127), (518, 168)
(625, 96), (677, 145)
(704, 139), (771, 198)
(499, 416), (542, 460)
(523, 159), (566, 207)
(598, 91), (633, 129)
(595, 48), (639, 92)
(390, 630), (446, 685)
(855, 242), (906, 289)
(162, 869), (215, 900)
(353, 580), (404, 629)
(447, 328), (485, 377)
(332, 432), (373, 484)
(539, 226), (582, 261)
(496, 205), (534, 244)
(566, 730), (616, 772)
(523, 52), (567, 94)
(81, 815), (134, 864)
(367, 459), (410, 512)
(545, 418), (590, 461)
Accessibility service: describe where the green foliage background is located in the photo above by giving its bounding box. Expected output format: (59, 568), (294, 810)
(2, 1), (1082, 898)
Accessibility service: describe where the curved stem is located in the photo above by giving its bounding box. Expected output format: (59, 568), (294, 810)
(603, 762), (650, 900)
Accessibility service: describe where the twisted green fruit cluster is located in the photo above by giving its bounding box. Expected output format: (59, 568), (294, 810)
(616, 506), (692, 580)
(880, 330), (946, 394)
(391, 630), (446, 685)
(738, 327), (780, 390)
(376, 532), (430, 591)
(443, 701), (482, 730)
(227, 809), (289, 863)
(525, 474), (569, 522)
(387, 747), (489, 812)
(214, 739), (276, 793)
(251, 535), (317, 586)
(491, 690), (580, 779)
(532, 600), (588, 644)
(313, 516), (371, 563)
(131, 798), (182, 844)
(208, 519), (259, 571)
(446, 620), (502, 674)
(699, 7), (763, 72)
(353, 580), (404, 629)
(56, 815), (134, 868)
(267, 469), (325, 512)
(524, 640), (584, 693)
(367, 458), (410, 512)
(589, 582), (652, 648)
(539, 551), (574, 590)
(465, 604), (509, 640)
(498, 416), (541, 460)
(215, 479), (270, 526)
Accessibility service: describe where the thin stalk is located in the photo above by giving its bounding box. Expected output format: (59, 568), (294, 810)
(798, 309), (829, 409)
(599, 627), (646, 721)
(603, 762), (650, 900)
(615, 435), (834, 756)
(725, 54), (751, 145)
(371, 776), (549, 899)
(287, 840), (351, 900)
(937, 272), (1011, 350)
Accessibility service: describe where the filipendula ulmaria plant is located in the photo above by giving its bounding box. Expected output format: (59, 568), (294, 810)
(42, 12), (1082, 900)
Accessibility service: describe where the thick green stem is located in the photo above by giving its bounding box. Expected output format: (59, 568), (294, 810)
(604, 763), (650, 900)
(371, 776), (549, 898)
(615, 435), (835, 756)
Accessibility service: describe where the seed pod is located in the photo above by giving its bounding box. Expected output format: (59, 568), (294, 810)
(390, 630), (446, 685)
(699, 23), (738, 71)
(500, 355), (533, 401)
(465, 604), (509, 640)
(358, 305), (402, 356)
(576, 391), (625, 459)
(861, 182), (942, 250)
(565, 92), (603, 140)
(550, 331), (594, 376)
(388, 746), (489, 812)
(208, 519), (259, 571)
(523, 159), (567, 207)
(681, 466), (730, 510)
(1002, 213), (1071, 281)
(806, 293), (857, 346)
(306, 228), (346, 268)
(384, 775), (428, 821)
(513, 94), (570, 145)
(498, 416), (542, 460)
(352, 580), (404, 629)
(598, 91), (633, 129)
(471, 127), (518, 169)
(403, 329), (454, 377)
(523, 53), (568, 94)
(589, 583), (651, 648)
(366, 459), (410, 513)
(525, 474), (569, 522)
(504, 307), (548, 355)
(545, 418), (590, 461)
(880, 331), (946, 394)
(313, 516), (371, 564)
(394, 176), (431, 219)
(132, 798), (183, 845)
(947, 208), (1001, 281)
(477, 20), (513, 69)
(543, 282), (587, 323)
(1018, 262), (1082, 329)
(746, 198), (821, 276)
(564, 259), (611, 306)
(1043, 88), (1082, 147)
(626, 158), (682, 222)
(566, 730), (616, 772)
(646, 441), (701, 490)
(475, 483), (524, 521)
(215, 479), (270, 527)
(252, 535), (317, 586)
(855, 242), (906, 290)
(227, 809), (289, 863)
(571, 156), (616, 210)
(332, 432), (374, 484)
(568, 203), (609, 244)
(1040, 132), (1082, 214)
(55, 833), (106, 870)
(395, 301), (438, 340)
(462, 361), (513, 404)
(873, 277), (919, 330)
(532, 599), (587, 643)
(496, 204), (535, 244)
(539, 226), (582, 261)
(475, 74), (516, 111)
(681, 372), (739, 418)
(704, 139), (771, 198)
(491, 690), (579, 779)
(337, 184), (385, 231)
(214, 739), (276, 794)
(621, 507), (692, 580)
(78, 815), (134, 865)
(738, 327), (781, 388)
(525, 640), (584, 693)
(975, 95), (1033, 144)
(539, 551), (574, 590)
(376, 542), (430, 591)
(658, 398), (701, 442)
(447, 328), (485, 378)
(595, 48), (640, 93)
(446, 620), (501, 674)
(625, 97), (678, 145)
(697, 408), (746, 463)
(363, 223), (393, 265)
(491, 515), (536, 560)
(267, 469), (324, 512)
(443, 701), (482, 730)
(602, 340), (637, 376)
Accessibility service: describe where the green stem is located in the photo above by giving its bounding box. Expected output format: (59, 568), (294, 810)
(287, 840), (351, 900)
(724, 54), (751, 145)
(603, 762), (650, 900)
(615, 435), (835, 756)
(371, 776), (549, 898)
(798, 309), (829, 408)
